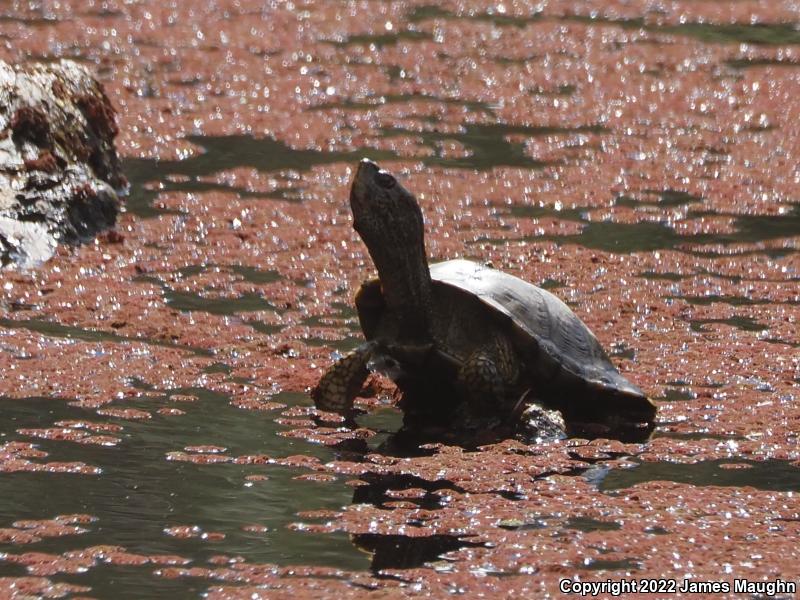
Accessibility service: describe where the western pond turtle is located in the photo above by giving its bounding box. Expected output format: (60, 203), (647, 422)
(313, 159), (657, 437)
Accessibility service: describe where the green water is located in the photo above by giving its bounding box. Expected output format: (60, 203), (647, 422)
(408, 6), (800, 46)
(164, 290), (276, 315)
(174, 264), (281, 285)
(381, 122), (605, 170)
(726, 58), (800, 70)
(564, 516), (621, 532)
(689, 316), (769, 333)
(672, 294), (766, 306)
(600, 459), (800, 492)
(328, 29), (432, 48)
(0, 317), (213, 357)
(579, 557), (641, 572)
(490, 200), (800, 254)
(309, 93), (497, 115)
(0, 391), (370, 598)
(121, 136), (398, 217)
(132, 273), (280, 317)
(122, 123), (602, 217)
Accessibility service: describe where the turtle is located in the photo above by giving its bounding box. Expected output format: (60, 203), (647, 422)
(312, 159), (657, 438)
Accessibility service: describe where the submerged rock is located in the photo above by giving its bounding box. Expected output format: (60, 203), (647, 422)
(0, 59), (124, 268)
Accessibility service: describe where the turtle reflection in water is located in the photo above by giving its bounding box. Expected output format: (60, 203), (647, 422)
(313, 159), (657, 443)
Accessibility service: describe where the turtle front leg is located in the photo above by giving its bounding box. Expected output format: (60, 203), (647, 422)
(312, 341), (378, 414)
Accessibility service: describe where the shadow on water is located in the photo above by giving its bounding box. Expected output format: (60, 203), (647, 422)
(356, 407), (406, 452)
(353, 533), (482, 571)
(0, 392), (371, 598)
(343, 472), (482, 571)
(600, 459), (800, 492)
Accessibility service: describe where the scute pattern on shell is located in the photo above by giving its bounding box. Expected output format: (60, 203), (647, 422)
(428, 259), (645, 399)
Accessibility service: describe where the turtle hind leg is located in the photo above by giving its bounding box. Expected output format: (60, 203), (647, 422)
(458, 349), (505, 415)
(312, 341), (377, 414)
(455, 336), (566, 441)
(456, 335), (519, 419)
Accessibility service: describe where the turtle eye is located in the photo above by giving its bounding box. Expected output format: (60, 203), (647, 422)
(376, 171), (396, 189)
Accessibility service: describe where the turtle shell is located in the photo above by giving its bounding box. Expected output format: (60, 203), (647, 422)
(356, 258), (656, 422)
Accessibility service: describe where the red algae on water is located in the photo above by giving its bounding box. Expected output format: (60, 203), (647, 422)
(1, 0), (800, 597)
(0, 577), (91, 599)
(17, 428), (121, 447)
(0, 515), (94, 546)
(162, 525), (227, 542)
(95, 408), (152, 420)
(166, 451), (233, 465)
(0, 442), (101, 475)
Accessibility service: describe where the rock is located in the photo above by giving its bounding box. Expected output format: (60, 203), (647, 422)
(0, 59), (125, 268)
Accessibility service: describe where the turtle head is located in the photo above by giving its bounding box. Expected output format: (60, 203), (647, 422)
(349, 159), (432, 338)
(350, 159), (425, 262)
